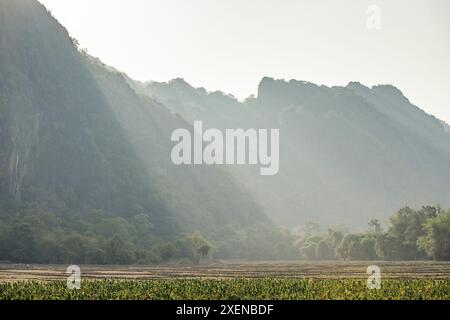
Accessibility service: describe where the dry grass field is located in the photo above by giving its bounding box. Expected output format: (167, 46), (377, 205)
(1, 261), (449, 282)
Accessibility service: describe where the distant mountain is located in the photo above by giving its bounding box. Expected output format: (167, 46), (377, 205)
(1, 0), (449, 266)
(132, 77), (450, 228)
(0, 0), (268, 251)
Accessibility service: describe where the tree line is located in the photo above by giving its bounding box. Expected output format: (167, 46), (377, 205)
(293, 206), (449, 261)
(0, 202), (448, 264)
(0, 202), (212, 265)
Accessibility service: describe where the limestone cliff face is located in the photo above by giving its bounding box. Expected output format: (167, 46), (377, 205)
(0, 59), (39, 201)
(0, 0), (267, 239)
(7, 113), (38, 199)
(0, 0), (154, 214)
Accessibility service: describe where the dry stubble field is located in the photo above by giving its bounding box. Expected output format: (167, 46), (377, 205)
(0, 261), (449, 300)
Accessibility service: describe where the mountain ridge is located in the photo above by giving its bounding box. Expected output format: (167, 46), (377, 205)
(131, 76), (450, 228)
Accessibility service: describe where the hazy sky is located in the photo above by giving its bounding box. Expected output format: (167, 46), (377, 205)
(38, 0), (450, 123)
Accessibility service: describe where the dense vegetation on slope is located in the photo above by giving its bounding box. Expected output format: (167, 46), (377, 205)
(85, 56), (268, 239)
(0, 0), (276, 263)
(134, 78), (450, 228)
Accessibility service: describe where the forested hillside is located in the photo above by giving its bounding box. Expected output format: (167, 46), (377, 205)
(133, 77), (450, 228)
(0, 0), (274, 264)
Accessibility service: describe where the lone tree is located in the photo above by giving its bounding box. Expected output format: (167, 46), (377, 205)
(186, 232), (213, 263)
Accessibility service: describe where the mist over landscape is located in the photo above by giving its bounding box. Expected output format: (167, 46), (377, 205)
(0, 0), (449, 267)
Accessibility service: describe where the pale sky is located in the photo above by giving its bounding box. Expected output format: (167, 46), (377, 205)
(38, 0), (450, 123)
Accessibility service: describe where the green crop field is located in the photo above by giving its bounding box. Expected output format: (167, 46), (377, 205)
(1, 262), (449, 300)
(0, 278), (449, 300)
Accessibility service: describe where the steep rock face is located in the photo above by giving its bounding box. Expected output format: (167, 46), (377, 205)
(0, 0), (154, 215)
(0, 0), (268, 241)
